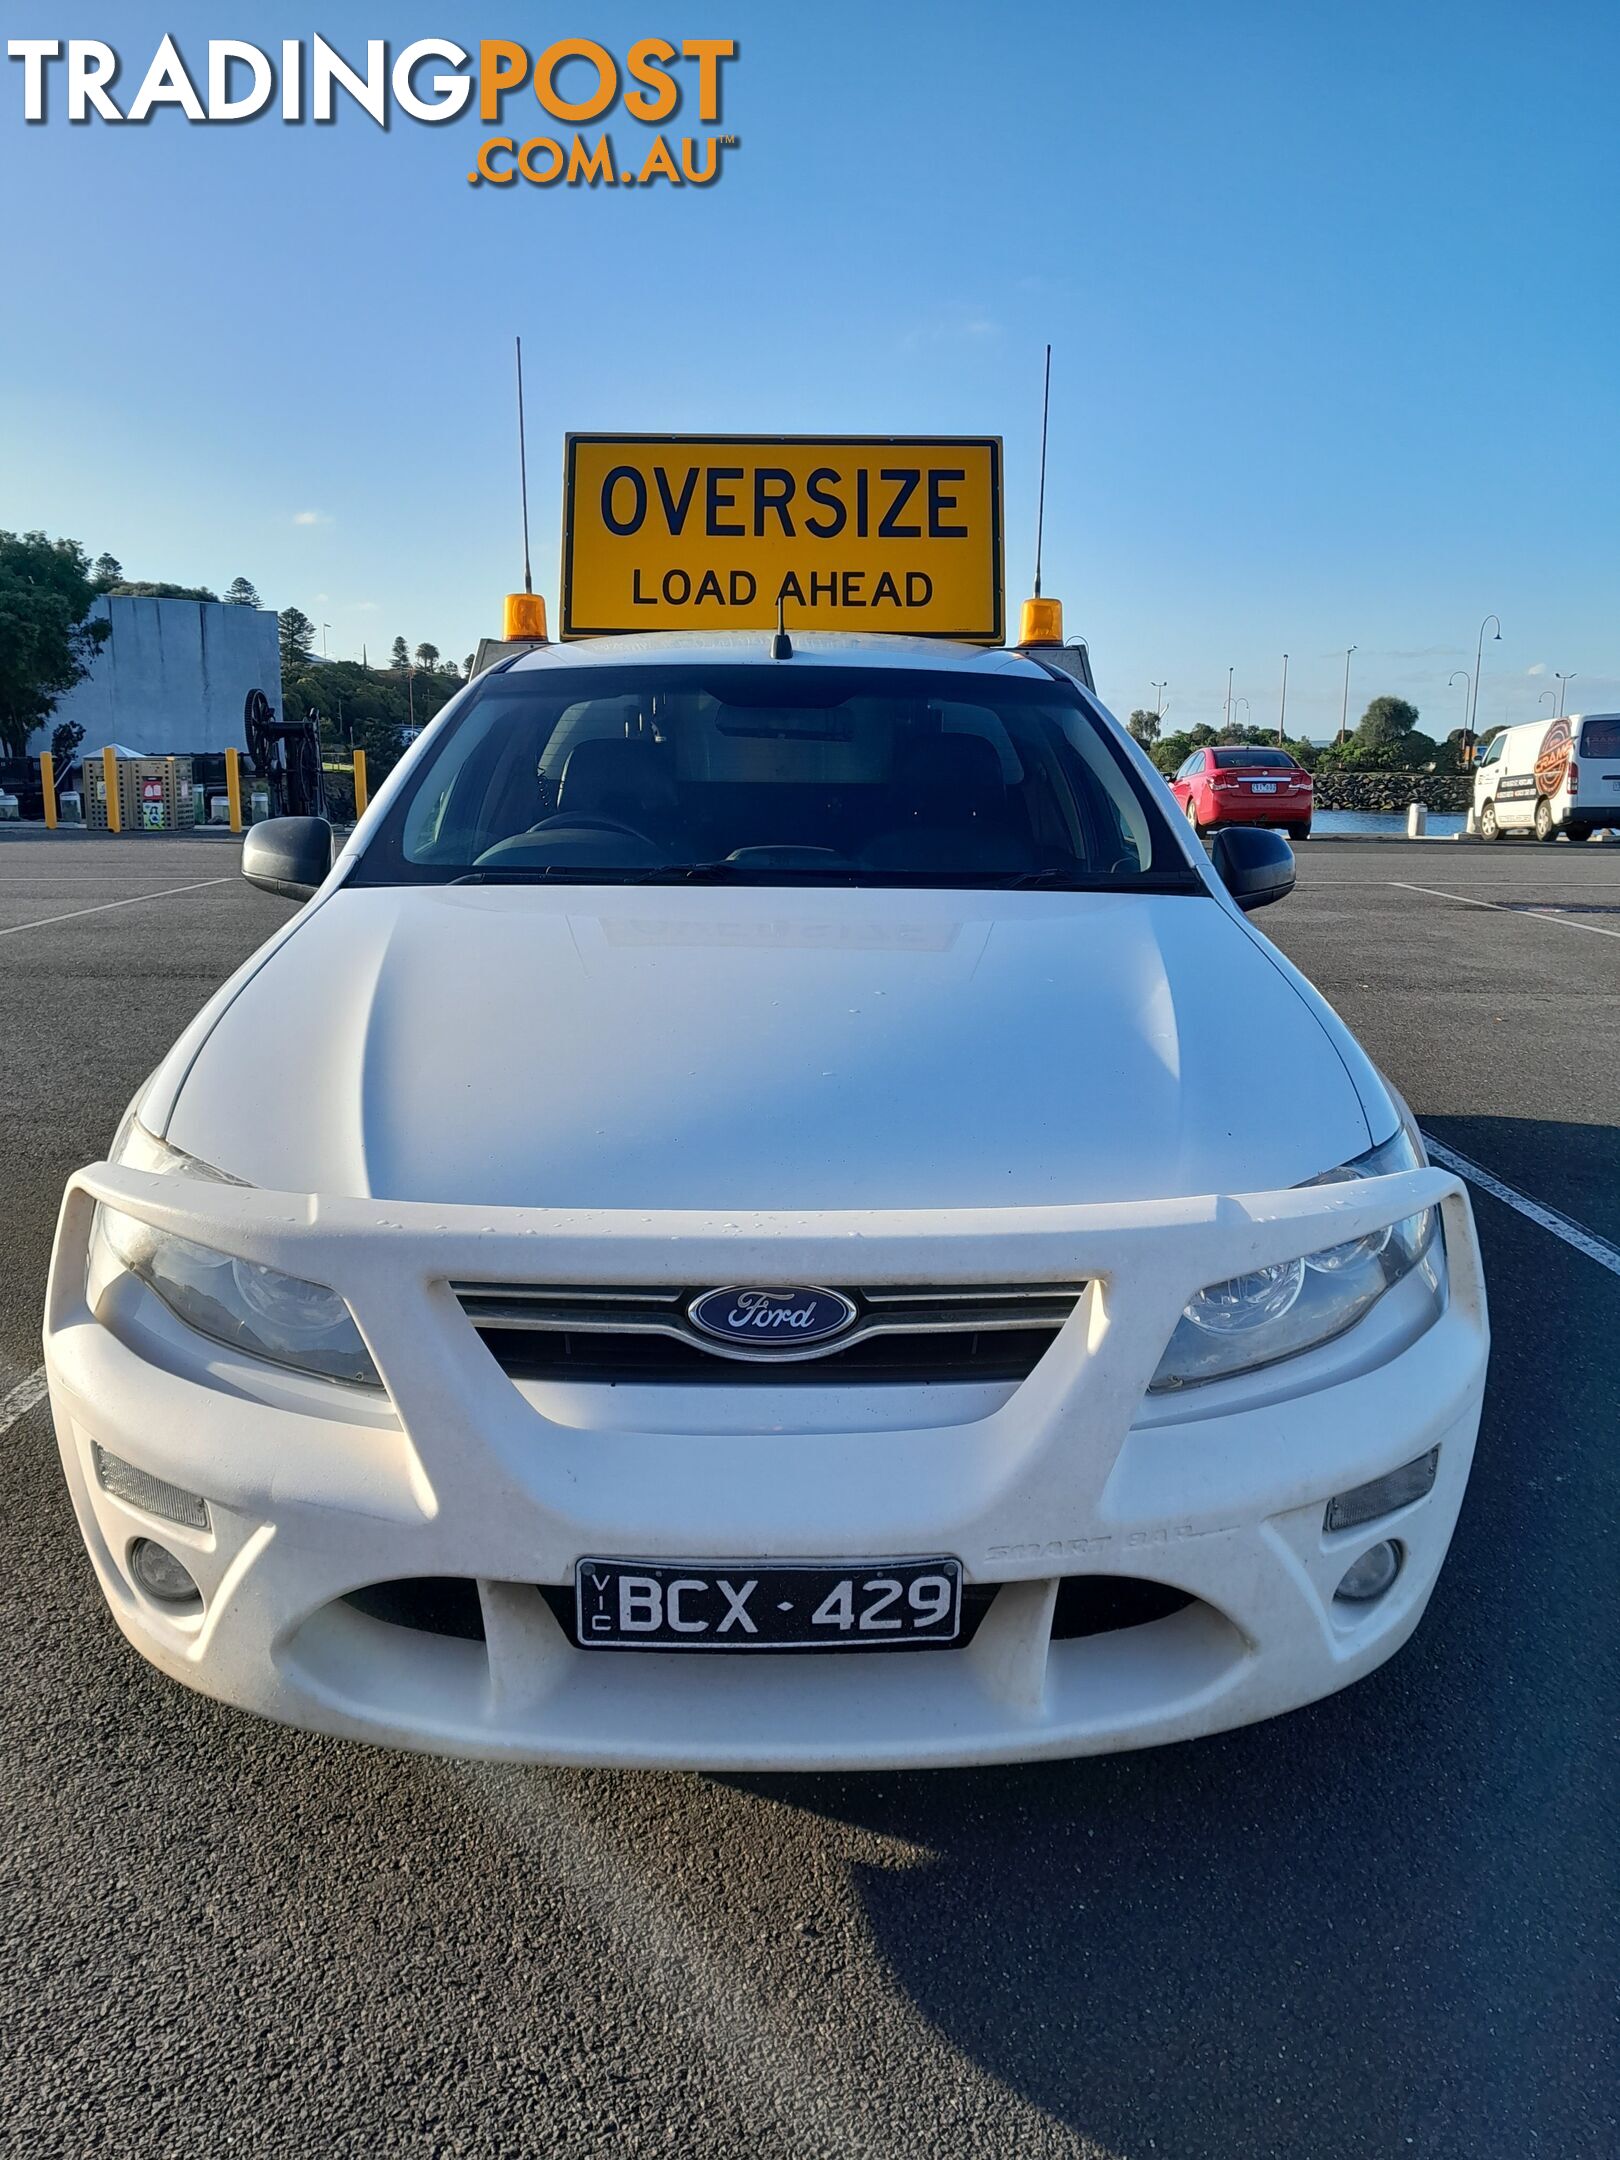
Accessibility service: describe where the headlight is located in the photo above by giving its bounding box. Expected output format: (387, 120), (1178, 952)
(1150, 1129), (1443, 1391)
(93, 1120), (381, 1388)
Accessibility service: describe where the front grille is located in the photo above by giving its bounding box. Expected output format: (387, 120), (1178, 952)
(452, 1281), (1084, 1386)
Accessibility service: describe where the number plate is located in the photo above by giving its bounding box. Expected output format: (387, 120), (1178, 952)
(574, 1556), (963, 1650)
(1250, 781), (1277, 793)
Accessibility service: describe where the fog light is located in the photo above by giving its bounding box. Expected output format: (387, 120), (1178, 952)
(1334, 1541), (1400, 1604)
(92, 1444), (209, 1531)
(1326, 1447), (1439, 1534)
(129, 1537), (201, 1608)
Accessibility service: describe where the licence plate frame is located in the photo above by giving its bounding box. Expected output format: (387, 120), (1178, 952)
(1250, 781), (1278, 793)
(574, 1555), (964, 1651)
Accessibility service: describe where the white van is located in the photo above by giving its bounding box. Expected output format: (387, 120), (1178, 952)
(1474, 712), (1620, 841)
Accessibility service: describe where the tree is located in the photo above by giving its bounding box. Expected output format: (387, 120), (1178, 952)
(92, 553), (123, 591)
(415, 641), (440, 671)
(1355, 695), (1421, 749)
(1127, 709), (1161, 746)
(50, 717), (86, 766)
(224, 576), (261, 608)
(279, 607), (317, 671)
(390, 636), (410, 671)
(107, 580), (219, 601)
(0, 531), (111, 756)
(1150, 723), (1218, 776)
(463, 653), (475, 678)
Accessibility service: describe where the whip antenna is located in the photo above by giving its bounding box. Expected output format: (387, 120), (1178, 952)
(498, 337), (548, 644)
(516, 334), (533, 595)
(1033, 342), (1052, 598)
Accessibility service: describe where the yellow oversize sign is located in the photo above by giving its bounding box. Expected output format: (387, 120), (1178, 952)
(562, 434), (1004, 643)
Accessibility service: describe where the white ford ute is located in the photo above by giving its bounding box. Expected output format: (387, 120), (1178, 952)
(44, 632), (1488, 1768)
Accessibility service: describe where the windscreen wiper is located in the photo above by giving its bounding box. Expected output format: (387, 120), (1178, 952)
(449, 865), (631, 883)
(991, 867), (1101, 889)
(451, 862), (766, 886)
(992, 867), (1199, 891)
(625, 862), (871, 883)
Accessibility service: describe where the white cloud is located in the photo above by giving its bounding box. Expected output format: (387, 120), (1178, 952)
(293, 509), (331, 526)
(350, 600), (381, 613)
(1525, 662), (1547, 676)
(900, 311), (1003, 352)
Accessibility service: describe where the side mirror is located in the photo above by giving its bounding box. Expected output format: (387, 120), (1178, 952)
(1210, 826), (1295, 912)
(241, 815), (333, 903)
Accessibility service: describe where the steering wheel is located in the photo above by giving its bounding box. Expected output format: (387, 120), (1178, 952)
(524, 813), (657, 845)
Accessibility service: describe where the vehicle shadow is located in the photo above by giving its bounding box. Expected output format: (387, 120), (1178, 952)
(716, 1113), (1619, 2158)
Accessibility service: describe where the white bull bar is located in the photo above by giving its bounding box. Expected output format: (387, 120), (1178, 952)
(45, 1159), (1487, 1769)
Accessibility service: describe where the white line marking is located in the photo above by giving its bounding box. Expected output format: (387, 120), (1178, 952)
(0, 877), (230, 939)
(1423, 1137), (1620, 1278)
(0, 876), (218, 882)
(0, 1367), (49, 1436)
(1392, 881), (1620, 938)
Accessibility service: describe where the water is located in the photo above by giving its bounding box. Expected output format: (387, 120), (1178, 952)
(1310, 809), (1467, 838)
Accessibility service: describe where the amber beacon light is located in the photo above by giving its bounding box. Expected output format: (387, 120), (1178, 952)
(1017, 595), (1064, 647)
(504, 590), (548, 641)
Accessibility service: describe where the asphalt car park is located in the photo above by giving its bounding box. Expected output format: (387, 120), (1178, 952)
(2, 825), (1615, 2159)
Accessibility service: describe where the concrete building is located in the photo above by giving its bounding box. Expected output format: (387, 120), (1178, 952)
(33, 595), (282, 758)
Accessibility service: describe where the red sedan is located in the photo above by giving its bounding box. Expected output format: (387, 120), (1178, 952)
(1169, 746), (1314, 841)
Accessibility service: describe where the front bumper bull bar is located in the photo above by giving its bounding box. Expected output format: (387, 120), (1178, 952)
(43, 1160), (1489, 1769)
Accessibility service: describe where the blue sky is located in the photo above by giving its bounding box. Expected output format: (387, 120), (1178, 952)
(4, 1), (1616, 738)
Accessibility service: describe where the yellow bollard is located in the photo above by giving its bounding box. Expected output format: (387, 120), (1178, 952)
(352, 749), (369, 818)
(40, 752), (57, 830)
(103, 745), (122, 833)
(225, 747), (242, 833)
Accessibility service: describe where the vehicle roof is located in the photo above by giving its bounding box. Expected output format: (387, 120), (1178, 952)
(1496, 711), (1616, 733)
(502, 631), (1055, 680)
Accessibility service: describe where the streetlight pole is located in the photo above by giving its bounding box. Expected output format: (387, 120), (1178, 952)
(1278, 653), (1289, 744)
(1151, 680), (1167, 717)
(1233, 698), (1251, 731)
(1450, 669), (1474, 729)
(1225, 666), (1234, 733)
(1538, 689), (1555, 712)
(1469, 614), (1501, 738)
(321, 622), (331, 659)
(1338, 646), (1357, 745)
(1555, 671), (1576, 717)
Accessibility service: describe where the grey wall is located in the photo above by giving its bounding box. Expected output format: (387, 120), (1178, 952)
(33, 597), (283, 757)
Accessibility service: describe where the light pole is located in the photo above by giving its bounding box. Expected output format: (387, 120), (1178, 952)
(321, 622), (331, 658)
(1278, 653), (1289, 744)
(1233, 698), (1251, 734)
(1449, 668), (1474, 734)
(1538, 688), (1555, 712)
(1225, 666), (1234, 732)
(1151, 680), (1168, 717)
(1338, 646), (1357, 745)
(1555, 671), (1576, 717)
(1469, 614), (1501, 739)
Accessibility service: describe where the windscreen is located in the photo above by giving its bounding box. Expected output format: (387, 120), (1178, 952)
(1210, 747), (1299, 770)
(350, 664), (1196, 890)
